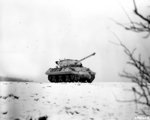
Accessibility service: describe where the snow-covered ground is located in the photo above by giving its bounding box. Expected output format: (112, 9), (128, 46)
(0, 82), (144, 120)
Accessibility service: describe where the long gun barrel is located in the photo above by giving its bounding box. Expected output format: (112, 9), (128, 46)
(77, 52), (96, 63)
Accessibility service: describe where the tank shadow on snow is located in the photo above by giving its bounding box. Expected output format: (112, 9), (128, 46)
(45, 53), (96, 83)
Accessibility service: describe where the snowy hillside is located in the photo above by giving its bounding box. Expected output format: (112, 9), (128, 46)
(0, 82), (141, 120)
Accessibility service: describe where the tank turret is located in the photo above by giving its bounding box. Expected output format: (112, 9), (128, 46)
(45, 52), (96, 83)
(55, 52), (96, 67)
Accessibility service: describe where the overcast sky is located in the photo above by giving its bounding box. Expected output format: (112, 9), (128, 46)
(1, 0), (150, 82)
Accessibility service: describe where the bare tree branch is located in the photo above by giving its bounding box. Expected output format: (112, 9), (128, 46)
(113, 0), (150, 115)
(113, 0), (150, 38)
(119, 42), (150, 116)
(133, 0), (150, 24)
(111, 34), (150, 116)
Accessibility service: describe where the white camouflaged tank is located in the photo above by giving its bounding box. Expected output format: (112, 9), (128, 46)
(45, 53), (96, 83)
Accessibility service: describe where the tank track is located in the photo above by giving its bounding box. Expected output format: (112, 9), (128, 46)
(48, 74), (93, 83)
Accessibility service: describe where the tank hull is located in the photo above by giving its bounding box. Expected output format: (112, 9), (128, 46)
(46, 69), (95, 83)
(47, 73), (94, 83)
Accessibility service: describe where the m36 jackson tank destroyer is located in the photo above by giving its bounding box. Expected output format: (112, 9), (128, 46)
(45, 52), (96, 83)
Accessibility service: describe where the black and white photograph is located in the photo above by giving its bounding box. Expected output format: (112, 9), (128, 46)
(0, 0), (150, 120)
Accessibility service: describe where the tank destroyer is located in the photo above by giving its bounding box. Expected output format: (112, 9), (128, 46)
(45, 52), (96, 83)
